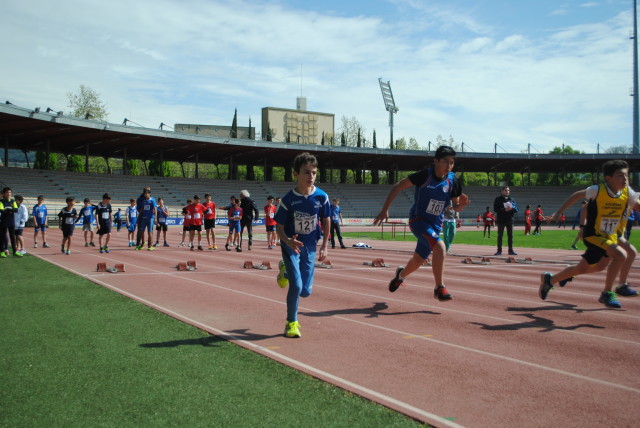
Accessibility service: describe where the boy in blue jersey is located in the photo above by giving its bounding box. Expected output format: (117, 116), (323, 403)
(95, 193), (113, 253)
(274, 152), (331, 338)
(125, 199), (138, 247)
(32, 195), (50, 248)
(374, 145), (470, 301)
(136, 190), (157, 250)
(154, 197), (170, 247)
(76, 198), (97, 247)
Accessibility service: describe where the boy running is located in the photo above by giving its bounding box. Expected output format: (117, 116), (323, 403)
(95, 193), (113, 253)
(203, 193), (217, 250)
(58, 197), (78, 255)
(373, 145), (469, 301)
(77, 198), (97, 247)
(274, 152), (331, 338)
(264, 196), (277, 249)
(32, 195), (50, 248)
(539, 160), (639, 308)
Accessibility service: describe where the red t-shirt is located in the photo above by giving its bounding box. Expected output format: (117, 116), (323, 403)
(264, 204), (277, 226)
(203, 201), (216, 220)
(187, 203), (206, 226)
(182, 205), (192, 227)
(482, 211), (495, 226)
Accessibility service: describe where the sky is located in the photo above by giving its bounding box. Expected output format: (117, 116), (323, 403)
(1, 0), (637, 154)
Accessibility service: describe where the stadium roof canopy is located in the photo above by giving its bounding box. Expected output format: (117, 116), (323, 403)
(2, 103), (639, 173)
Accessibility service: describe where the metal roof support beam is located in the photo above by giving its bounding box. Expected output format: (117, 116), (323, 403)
(194, 153), (198, 179)
(3, 136), (8, 167)
(45, 139), (51, 170)
(85, 144), (90, 173)
(123, 147), (128, 175)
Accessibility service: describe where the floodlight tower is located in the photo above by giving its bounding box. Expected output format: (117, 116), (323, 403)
(379, 78), (399, 148)
(633, 0), (639, 157)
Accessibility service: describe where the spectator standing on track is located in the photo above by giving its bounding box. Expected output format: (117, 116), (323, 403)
(539, 159), (639, 308)
(329, 198), (347, 249)
(442, 201), (458, 254)
(136, 190), (157, 251)
(373, 145), (469, 302)
(57, 197), (77, 255)
(238, 190), (259, 251)
(125, 199), (138, 247)
(274, 152), (331, 338)
(77, 198), (97, 247)
(482, 206), (495, 238)
(13, 195), (28, 255)
(226, 198), (242, 251)
(523, 204), (532, 236)
(154, 197), (170, 247)
(95, 193), (113, 254)
(179, 198), (192, 247)
(114, 208), (123, 232)
(32, 195), (50, 248)
(533, 204), (544, 235)
(203, 193), (217, 250)
(493, 186), (518, 256)
(264, 196), (277, 249)
(0, 187), (20, 258)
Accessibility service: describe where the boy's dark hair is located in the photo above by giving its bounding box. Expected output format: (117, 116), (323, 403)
(37, 195), (44, 200)
(204, 193), (211, 198)
(66, 197), (75, 203)
(234, 198), (241, 204)
(186, 199), (192, 204)
(434, 145), (456, 159)
(15, 195), (23, 202)
(293, 152), (318, 173)
(602, 160), (629, 177)
(267, 195), (274, 200)
(84, 198), (90, 203)
(193, 195), (200, 200)
(130, 198), (135, 203)
(2, 187), (11, 193)
(103, 193), (111, 200)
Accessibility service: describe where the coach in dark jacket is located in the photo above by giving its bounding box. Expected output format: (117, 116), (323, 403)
(239, 189), (259, 251)
(493, 186), (518, 256)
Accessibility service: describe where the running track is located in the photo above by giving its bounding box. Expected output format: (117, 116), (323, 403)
(29, 229), (640, 427)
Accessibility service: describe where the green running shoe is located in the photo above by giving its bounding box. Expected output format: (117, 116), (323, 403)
(277, 260), (288, 288)
(284, 321), (301, 338)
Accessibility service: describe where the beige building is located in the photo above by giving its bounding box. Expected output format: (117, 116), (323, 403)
(174, 124), (255, 139)
(261, 104), (334, 145)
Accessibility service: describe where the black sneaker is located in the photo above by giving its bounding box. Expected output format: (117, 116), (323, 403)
(434, 285), (453, 301)
(599, 291), (622, 308)
(388, 267), (404, 292)
(539, 272), (553, 300)
(236, 247), (242, 252)
(615, 283), (638, 297)
(197, 245), (203, 251)
(559, 276), (574, 287)
(508, 250), (518, 255)
(225, 244), (231, 251)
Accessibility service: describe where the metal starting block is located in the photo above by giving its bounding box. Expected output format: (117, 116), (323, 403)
(363, 258), (388, 267)
(461, 257), (491, 265)
(506, 256), (534, 264)
(97, 262), (125, 273)
(314, 260), (333, 269)
(176, 261), (197, 271)
(243, 261), (273, 270)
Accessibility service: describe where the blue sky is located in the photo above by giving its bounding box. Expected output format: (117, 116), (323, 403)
(1, 0), (636, 154)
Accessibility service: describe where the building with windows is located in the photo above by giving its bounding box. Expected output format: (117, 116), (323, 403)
(261, 99), (334, 144)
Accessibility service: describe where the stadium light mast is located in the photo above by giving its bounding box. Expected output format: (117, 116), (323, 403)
(633, 0), (639, 173)
(378, 78), (399, 148)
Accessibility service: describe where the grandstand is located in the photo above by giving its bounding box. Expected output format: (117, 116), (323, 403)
(0, 166), (583, 223)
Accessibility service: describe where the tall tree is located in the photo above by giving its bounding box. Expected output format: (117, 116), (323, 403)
(231, 109), (238, 138)
(355, 128), (362, 184)
(340, 133), (347, 183)
(67, 85), (109, 120)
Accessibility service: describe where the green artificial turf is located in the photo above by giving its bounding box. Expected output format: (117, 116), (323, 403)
(0, 256), (424, 428)
(343, 228), (640, 250)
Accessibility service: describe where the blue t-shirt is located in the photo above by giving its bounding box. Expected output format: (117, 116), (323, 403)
(32, 204), (48, 225)
(138, 198), (157, 219)
(408, 168), (461, 231)
(126, 206), (138, 223)
(77, 205), (97, 224)
(274, 186), (330, 248)
(157, 205), (168, 224)
(330, 204), (342, 223)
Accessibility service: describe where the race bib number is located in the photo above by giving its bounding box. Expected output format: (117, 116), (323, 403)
(130, 211), (137, 218)
(599, 217), (619, 235)
(186, 214), (192, 219)
(426, 199), (445, 216)
(65, 217), (74, 225)
(38, 212), (44, 218)
(269, 212), (274, 218)
(144, 205), (151, 211)
(294, 211), (317, 235)
(102, 212), (109, 220)
(194, 213), (201, 219)
(159, 217), (166, 223)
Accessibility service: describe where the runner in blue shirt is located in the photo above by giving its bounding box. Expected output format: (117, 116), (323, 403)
(136, 189), (157, 250)
(125, 199), (138, 247)
(76, 198), (97, 247)
(32, 195), (50, 248)
(374, 145), (470, 301)
(274, 152), (331, 338)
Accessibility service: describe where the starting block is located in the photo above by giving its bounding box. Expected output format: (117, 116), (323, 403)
(363, 258), (389, 267)
(315, 260), (333, 269)
(461, 257), (491, 265)
(176, 261), (197, 271)
(507, 256), (534, 264)
(243, 260), (273, 270)
(97, 262), (125, 273)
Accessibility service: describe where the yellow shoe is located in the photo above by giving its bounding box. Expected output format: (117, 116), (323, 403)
(276, 260), (288, 288)
(284, 321), (301, 338)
